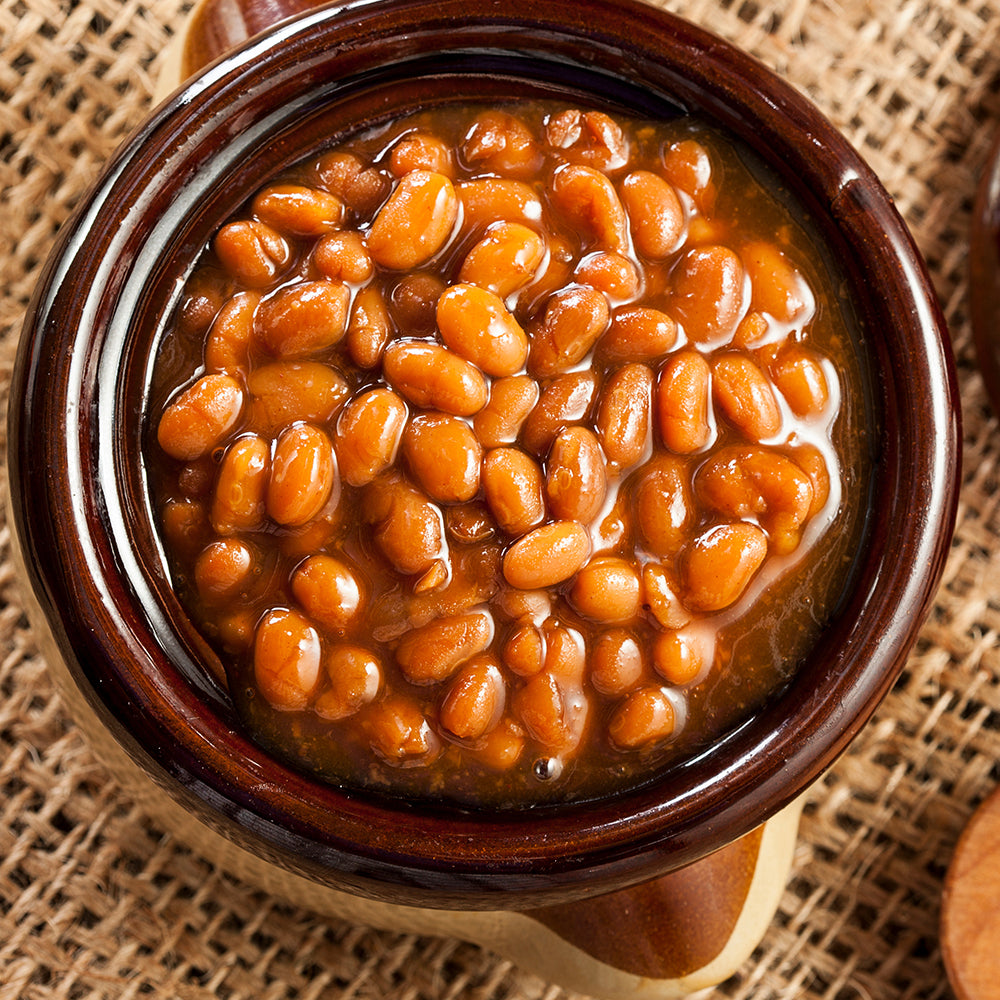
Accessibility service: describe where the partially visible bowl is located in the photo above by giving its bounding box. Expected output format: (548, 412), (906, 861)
(8, 0), (958, 919)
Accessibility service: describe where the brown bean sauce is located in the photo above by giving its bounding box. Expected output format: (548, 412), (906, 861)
(145, 101), (872, 808)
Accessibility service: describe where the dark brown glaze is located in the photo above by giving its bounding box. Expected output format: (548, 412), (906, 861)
(970, 129), (1000, 416)
(8, 0), (960, 909)
(528, 827), (762, 978)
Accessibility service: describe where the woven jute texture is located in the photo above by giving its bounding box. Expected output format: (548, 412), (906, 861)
(2, 0), (999, 996)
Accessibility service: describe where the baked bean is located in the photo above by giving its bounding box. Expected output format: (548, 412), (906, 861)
(514, 233), (576, 317)
(216, 609), (257, 654)
(543, 622), (587, 682)
(346, 284), (393, 369)
(592, 489), (628, 552)
(383, 341), (488, 416)
(459, 222), (546, 298)
(743, 241), (813, 324)
(161, 499), (210, 562)
(596, 363), (653, 469)
(390, 131), (454, 177)
(686, 217), (728, 245)
(445, 502), (496, 544)
(469, 716), (525, 771)
(440, 656), (506, 741)
(495, 586), (551, 624)
(413, 558), (450, 595)
(312, 230), (373, 284)
(598, 305), (678, 362)
(395, 610), (493, 684)
(657, 350), (712, 453)
(502, 623), (545, 677)
(403, 413), (482, 503)
(669, 245), (745, 344)
(462, 110), (542, 178)
(178, 272), (226, 337)
(733, 310), (769, 350)
(436, 283), (529, 376)
(608, 686), (675, 749)
(661, 139), (715, 214)
(769, 345), (831, 417)
(279, 515), (341, 562)
(569, 557), (642, 624)
(512, 668), (588, 754)
(521, 370), (599, 457)
(494, 585), (552, 622)
(482, 447), (546, 536)
(545, 109), (628, 171)
(253, 608), (322, 711)
(365, 473), (446, 576)
(642, 562), (692, 630)
(502, 520), (591, 590)
(545, 426), (607, 523)
(590, 630), (644, 697)
(473, 375), (539, 448)
(314, 644), (381, 720)
(194, 539), (254, 603)
(367, 693), (440, 763)
(247, 361), (349, 436)
(335, 388), (408, 486)
(633, 454), (692, 557)
(529, 284), (610, 377)
(291, 554), (364, 632)
(621, 170), (684, 259)
(682, 522), (768, 611)
(211, 434), (270, 535)
(266, 424), (337, 526)
(573, 251), (640, 301)
(712, 353), (782, 440)
(695, 446), (814, 554)
(456, 177), (543, 233)
(549, 164), (628, 253)
(178, 459), (215, 498)
(652, 631), (702, 686)
(157, 373), (244, 460)
(253, 183), (344, 237)
(312, 151), (390, 217)
(255, 280), (349, 357)
(203, 291), (259, 375)
(792, 444), (831, 517)
(214, 220), (290, 287)
(367, 170), (458, 269)
(390, 273), (446, 335)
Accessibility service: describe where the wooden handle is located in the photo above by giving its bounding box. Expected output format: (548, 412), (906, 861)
(525, 829), (763, 981)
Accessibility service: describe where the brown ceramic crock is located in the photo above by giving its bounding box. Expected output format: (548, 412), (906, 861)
(7, 0), (960, 995)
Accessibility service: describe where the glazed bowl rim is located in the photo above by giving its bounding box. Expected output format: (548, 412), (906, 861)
(8, 0), (960, 905)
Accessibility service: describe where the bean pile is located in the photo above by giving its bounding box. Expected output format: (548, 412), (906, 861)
(148, 102), (863, 805)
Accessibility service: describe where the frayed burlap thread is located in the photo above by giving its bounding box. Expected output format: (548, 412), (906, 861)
(2, 0), (1000, 997)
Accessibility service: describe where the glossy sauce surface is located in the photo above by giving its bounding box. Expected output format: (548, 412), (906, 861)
(146, 101), (872, 807)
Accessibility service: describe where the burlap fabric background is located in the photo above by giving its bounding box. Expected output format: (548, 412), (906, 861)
(1, 0), (998, 996)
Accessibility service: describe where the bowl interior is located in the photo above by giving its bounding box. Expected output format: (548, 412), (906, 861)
(9, 0), (960, 907)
